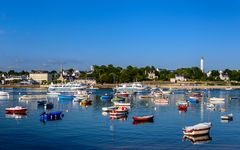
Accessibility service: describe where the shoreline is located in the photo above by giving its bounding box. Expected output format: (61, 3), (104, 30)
(0, 84), (240, 89)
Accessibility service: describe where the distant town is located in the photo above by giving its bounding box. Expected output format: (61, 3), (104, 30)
(0, 58), (240, 87)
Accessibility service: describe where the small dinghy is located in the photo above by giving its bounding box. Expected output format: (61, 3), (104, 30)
(5, 106), (27, 114)
(37, 100), (47, 106)
(40, 111), (64, 122)
(182, 122), (211, 136)
(44, 102), (54, 109)
(132, 115), (154, 122)
(221, 113), (233, 120)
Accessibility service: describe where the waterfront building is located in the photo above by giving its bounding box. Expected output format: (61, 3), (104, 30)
(170, 75), (187, 83)
(148, 71), (158, 80)
(29, 71), (52, 84)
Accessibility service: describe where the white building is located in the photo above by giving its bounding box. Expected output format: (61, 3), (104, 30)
(170, 75), (187, 83)
(29, 71), (52, 84)
(148, 71), (158, 80)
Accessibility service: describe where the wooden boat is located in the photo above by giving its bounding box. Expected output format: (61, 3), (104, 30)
(102, 106), (118, 112)
(58, 95), (75, 100)
(80, 99), (92, 106)
(221, 113), (233, 120)
(182, 122), (211, 136)
(40, 111), (64, 122)
(132, 115), (154, 122)
(209, 97), (225, 101)
(5, 106), (27, 114)
(139, 94), (154, 99)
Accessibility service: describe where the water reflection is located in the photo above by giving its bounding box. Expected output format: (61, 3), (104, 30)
(132, 120), (154, 125)
(5, 113), (27, 119)
(183, 134), (212, 144)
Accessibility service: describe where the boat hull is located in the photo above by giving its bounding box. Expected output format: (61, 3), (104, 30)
(132, 115), (154, 122)
(5, 108), (27, 114)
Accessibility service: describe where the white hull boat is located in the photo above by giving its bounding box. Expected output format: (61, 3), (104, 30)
(183, 122), (211, 136)
(209, 97), (225, 101)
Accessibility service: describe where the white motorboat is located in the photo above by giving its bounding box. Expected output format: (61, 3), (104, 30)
(183, 122), (212, 136)
(114, 102), (131, 106)
(221, 113), (233, 120)
(209, 97), (225, 101)
(47, 92), (60, 97)
(0, 91), (9, 99)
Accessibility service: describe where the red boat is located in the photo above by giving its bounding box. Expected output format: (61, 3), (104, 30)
(132, 115), (154, 122)
(5, 106), (27, 114)
(178, 105), (188, 111)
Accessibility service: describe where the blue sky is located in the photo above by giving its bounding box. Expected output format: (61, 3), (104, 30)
(0, 0), (240, 71)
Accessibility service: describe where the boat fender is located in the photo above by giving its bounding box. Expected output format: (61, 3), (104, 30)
(61, 114), (64, 118)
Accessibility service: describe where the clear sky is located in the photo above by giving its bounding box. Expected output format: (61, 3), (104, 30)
(0, 0), (240, 71)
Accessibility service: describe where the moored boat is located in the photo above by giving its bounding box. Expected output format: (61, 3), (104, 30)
(0, 91), (10, 99)
(114, 102), (131, 106)
(47, 92), (60, 97)
(132, 115), (154, 122)
(40, 111), (64, 122)
(154, 98), (169, 105)
(37, 100), (47, 106)
(44, 102), (54, 109)
(80, 99), (92, 106)
(5, 106), (27, 114)
(182, 122), (212, 136)
(139, 94), (154, 99)
(221, 113), (233, 120)
(209, 97), (225, 101)
(102, 106), (118, 112)
(187, 98), (199, 104)
(100, 94), (113, 101)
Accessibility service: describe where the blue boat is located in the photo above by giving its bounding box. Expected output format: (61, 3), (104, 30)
(100, 94), (113, 101)
(58, 95), (75, 100)
(187, 98), (199, 104)
(40, 111), (64, 122)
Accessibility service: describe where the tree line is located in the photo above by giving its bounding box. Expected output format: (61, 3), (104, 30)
(1, 65), (240, 84)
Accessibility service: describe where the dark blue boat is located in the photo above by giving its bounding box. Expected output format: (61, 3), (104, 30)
(44, 102), (54, 109)
(40, 111), (64, 122)
(37, 100), (47, 106)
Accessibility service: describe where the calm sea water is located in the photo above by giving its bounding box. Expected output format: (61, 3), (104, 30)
(1, 88), (240, 150)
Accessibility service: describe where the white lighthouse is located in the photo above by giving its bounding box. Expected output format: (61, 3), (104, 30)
(200, 57), (204, 72)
